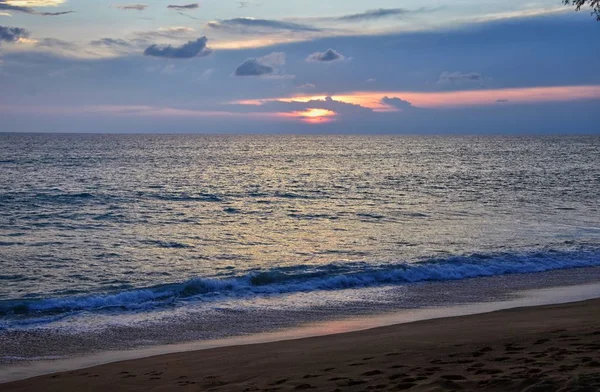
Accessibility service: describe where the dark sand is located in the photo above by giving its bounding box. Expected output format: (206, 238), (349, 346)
(3, 298), (600, 391)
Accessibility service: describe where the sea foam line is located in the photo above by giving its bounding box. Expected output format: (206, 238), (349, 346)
(1, 247), (599, 321)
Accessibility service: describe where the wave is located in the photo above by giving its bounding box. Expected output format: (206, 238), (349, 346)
(1, 247), (600, 321)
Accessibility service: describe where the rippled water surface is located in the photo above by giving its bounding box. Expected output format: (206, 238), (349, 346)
(0, 134), (599, 345)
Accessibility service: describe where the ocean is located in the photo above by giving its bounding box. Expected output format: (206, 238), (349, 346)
(1, 134), (600, 363)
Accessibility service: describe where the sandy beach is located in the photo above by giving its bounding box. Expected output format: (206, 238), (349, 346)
(3, 298), (600, 391)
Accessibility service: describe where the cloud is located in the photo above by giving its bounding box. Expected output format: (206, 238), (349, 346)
(235, 58), (273, 76)
(167, 3), (198, 9)
(337, 8), (409, 22)
(207, 17), (321, 33)
(234, 52), (288, 77)
(297, 83), (316, 89)
(4, 0), (65, 5)
(252, 96), (373, 118)
(0, 12), (11, 16)
(437, 71), (483, 85)
(90, 38), (133, 48)
(36, 37), (76, 49)
(381, 96), (414, 111)
(135, 26), (195, 41)
(115, 4), (147, 11)
(144, 36), (212, 59)
(38, 10), (72, 15)
(0, 25), (28, 44)
(306, 49), (344, 63)
(0, 0), (72, 15)
(199, 68), (213, 80)
(496, 99), (509, 103)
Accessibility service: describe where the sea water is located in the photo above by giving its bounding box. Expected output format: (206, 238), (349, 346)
(1, 134), (599, 362)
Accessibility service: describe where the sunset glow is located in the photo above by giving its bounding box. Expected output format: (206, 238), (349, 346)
(279, 108), (337, 123)
(237, 85), (600, 111)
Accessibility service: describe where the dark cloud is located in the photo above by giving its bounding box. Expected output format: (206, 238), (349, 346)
(337, 8), (409, 21)
(90, 38), (133, 47)
(0, 1), (74, 15)
(0, 2), (31, 13)
(115, 4), (148, 11)
(0, 25), (28, 44)
(143, 36), (212, 59)
(234, 58), (274, 76)
(234, 52), (286, 77)
(208, 17), (321, 33)
(258, 97), (372, 116)
(167, 3), (198, 9)
(306, 49), (344, 62)
(438, 71), (483, 84)
(39, 10), (73, 15)
(381, 96), (414, 111)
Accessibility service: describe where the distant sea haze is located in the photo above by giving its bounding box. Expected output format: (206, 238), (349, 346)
(1, 134), (599, 361)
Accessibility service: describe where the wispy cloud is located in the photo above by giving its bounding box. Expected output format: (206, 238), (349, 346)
(337, 8), (410, 22)
(90, 38), (133, 48)
(114, 4), (148, 11)
(167, 3), (198, 9)
(208, 17), (322, 33)
(437, 71), (484, 85)
(135, 26), (195, 40)
(36, 37), (76, 49)
(0, 0), (72, 15)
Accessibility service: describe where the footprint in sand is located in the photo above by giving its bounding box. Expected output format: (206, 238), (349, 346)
(440, 375), (467, 381)
(345, 379), (367, 386)
(390, 382), (417, 390)
(362, 370), (383, 376)
(474, 368), (503, 375)
(293, 383), (314, 390)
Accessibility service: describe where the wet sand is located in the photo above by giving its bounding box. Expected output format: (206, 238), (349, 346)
(3, 298), (600, 391)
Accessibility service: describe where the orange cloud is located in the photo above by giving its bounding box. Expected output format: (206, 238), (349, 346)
(237, 85), (600, 110)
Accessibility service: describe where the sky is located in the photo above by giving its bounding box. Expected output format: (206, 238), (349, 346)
(0, 0), (598, 133)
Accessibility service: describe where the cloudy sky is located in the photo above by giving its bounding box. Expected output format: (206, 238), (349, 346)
(0, 0), (598, 133)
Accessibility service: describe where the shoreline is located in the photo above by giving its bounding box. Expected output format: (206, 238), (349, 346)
(2, 282), (600, 390)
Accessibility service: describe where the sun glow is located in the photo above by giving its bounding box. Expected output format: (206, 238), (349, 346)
(236, 85), (600, 111)
(279, 108), (336, 123)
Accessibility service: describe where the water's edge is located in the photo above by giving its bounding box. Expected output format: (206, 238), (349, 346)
(2, 281), (599, 385)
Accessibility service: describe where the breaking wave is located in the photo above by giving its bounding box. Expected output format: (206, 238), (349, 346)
(1, 247), (599, 324)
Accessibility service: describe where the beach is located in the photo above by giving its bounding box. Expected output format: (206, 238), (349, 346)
(3, 298), (600, 391)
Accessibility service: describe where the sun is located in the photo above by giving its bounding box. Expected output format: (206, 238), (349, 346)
(295, 108), (336, 123)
